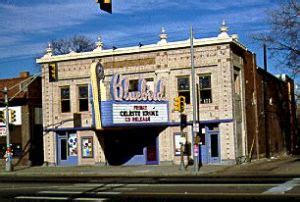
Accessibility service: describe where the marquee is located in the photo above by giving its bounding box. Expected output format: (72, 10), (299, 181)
(90, 62), (169, 129)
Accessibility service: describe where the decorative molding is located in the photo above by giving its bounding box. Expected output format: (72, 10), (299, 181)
(37, 37), (246, 64)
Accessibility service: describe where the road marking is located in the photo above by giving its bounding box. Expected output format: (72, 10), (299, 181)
(15, 196), (70, 200)
(114, 187), (137, 191)
(96, 192), (121, 195)
(74, 183), (105, 187)
(73, 198), (108, 201)
(39, 190), (121, 195)
(103, 184), (124, 187)
(15, 196), (108, 201)
(262, 178), (300, 194)
(39, 191), (84, 194)
(126, 183), (276, 187)
(56, 187), (108, 191)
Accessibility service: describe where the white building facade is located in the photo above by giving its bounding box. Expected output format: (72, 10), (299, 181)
(37, 22), (251, 166)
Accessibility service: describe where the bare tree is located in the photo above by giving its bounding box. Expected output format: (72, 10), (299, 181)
(51, 35), (96, 55)
(253, 0), (299, 78)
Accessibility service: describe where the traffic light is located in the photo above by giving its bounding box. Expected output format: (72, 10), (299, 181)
(179, 96), (186, 112)
(10, 109), (16, 123)
(0, 110), (4, 123)
(49, 63), (57, 82)
(180, 114), (187, 129)
(173, 96), (186, 113)
(96, 0), (112, 13)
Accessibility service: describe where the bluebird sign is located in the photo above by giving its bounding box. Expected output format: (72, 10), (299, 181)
(90, 62), (169, 129)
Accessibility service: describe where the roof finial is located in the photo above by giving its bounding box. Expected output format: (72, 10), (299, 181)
(218, 20), (229, 38)
(94, 35), (103, 51)
(158, 27), (168, 44)
(44, 42), (53, 57)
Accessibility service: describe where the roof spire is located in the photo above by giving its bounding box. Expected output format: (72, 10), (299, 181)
(218, 20), (229, 38)
(158, 27), (168, 44)
(44, 42), (53, 57)
(94, 35), (103, 51)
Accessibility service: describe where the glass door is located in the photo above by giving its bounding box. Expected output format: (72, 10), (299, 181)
(208, 133), (220, 163)
(146, 138), (158, 165)
(57, 132), (78, 166)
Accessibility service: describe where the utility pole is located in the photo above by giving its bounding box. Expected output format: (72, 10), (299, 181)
(190, 27), (198, 172)
(263, 44), (270, 159)
(3, 87), (13, 172)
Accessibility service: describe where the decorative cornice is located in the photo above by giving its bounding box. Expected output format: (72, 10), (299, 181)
(37, 36), (246, 64)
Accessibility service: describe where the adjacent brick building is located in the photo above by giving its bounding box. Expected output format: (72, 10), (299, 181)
(0, 72), (43, 166)
(36, 22), (296, 166)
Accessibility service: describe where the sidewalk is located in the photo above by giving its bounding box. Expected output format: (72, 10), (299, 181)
(0, 155), (298, 179)
(218, 155), (300, 176)
(0, 164), (231, 178)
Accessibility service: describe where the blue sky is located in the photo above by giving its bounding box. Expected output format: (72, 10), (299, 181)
(0, 0), (284, 79)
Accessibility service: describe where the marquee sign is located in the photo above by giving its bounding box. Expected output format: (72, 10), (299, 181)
(110, 74), (166, 102)
(113, 103), (168, 124)
(90, 62), (169, 129)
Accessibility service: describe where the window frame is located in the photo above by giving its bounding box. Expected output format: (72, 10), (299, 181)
(128, 79), (139, 92)
(199, 74), (212, 104)
(234, 67), (241, 95)
(81, 136), (94, 158)
(173, 133), (182, 156)
(145, 78), (154, 92)
(177, 76), (191, 104)
(78, 84), (89, 112)
(60, 86), (71, 113)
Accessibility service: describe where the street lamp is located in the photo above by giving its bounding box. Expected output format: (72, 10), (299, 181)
(1, 87), (13, 172)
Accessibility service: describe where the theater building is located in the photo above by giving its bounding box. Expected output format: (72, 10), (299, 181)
(37, 22), (296, 166)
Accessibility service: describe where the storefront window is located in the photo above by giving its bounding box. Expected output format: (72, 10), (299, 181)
(68, 133), (77, 156)
(177, 77), (190, 104)
(199, 74), (212, 104)
(61, 87), (70, 113)
(0, 144), (22, 158)
(78, 85), (89, 112)
(174, 133), (182, 156)
(12, 144), (22, 157)
(0, 144), (5, 158)
(81, 137), (93, 158)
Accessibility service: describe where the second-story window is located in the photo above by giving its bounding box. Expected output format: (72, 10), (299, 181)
(199, 74), (212, 104)
(177, 77), (190, 104)
(145, 78), (154, 92)
(61, 87), (70, 113)
(234, 67), (241, 95)
(129, 79), (139, 92)
(78, 85), (89, 112)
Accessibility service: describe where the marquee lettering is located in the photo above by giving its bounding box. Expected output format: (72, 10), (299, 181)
(110, 74), (166, 101)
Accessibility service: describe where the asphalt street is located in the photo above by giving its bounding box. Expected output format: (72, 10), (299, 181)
(0, 156), (299, 201)
(0, 177), (299, 201)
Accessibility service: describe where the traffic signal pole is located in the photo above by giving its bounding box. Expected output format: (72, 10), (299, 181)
(190, 27), (198, 172)
(179, 111), (185, 171)
(4, 87), (13, 172)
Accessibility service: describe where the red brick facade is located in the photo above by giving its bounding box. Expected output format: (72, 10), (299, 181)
(0, 72), (43, 166)
(241, 50), (297, 159)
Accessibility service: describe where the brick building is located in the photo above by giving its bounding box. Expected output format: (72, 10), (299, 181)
(0, 72), (43, 166)
(36, 22), (296, 166)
